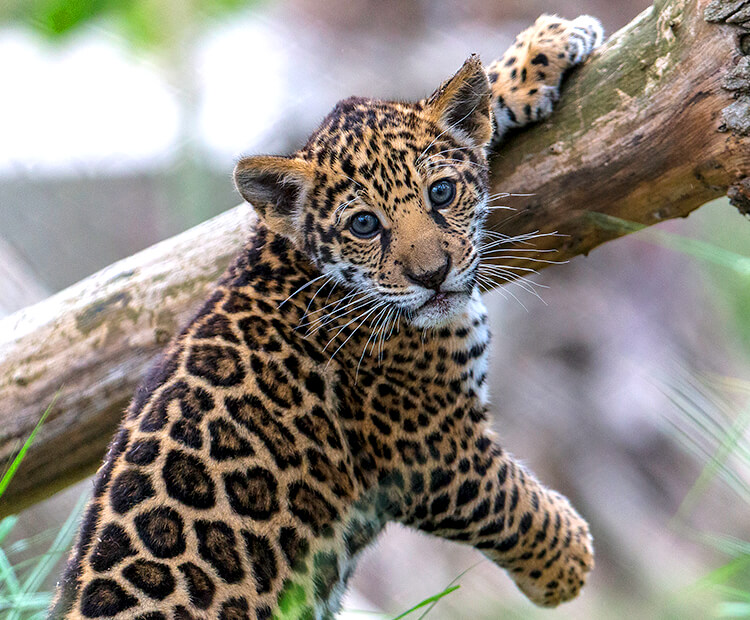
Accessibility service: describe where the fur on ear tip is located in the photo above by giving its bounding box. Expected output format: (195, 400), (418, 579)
(427, 56), (493, 147)
(232, 155), (313, 236)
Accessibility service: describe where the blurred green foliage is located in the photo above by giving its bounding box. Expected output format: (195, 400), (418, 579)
(0, 0), (260, 48)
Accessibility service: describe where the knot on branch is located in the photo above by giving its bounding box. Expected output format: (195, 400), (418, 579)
(721, 58), (750, 134)
(728, 178), (750, 216)
(705, 2), (750, 135)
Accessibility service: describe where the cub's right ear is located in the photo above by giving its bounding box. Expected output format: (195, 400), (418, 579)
(426, 55), (492, 148)
(234, 155), (314, 240)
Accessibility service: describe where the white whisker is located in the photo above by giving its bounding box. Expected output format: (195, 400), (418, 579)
(278, 273), (329, 308)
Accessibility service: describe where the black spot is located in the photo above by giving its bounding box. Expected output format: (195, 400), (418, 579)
(223, 290), (255, 313)
(510, 485), (519, 512)
(80, 578), (137, 617)
(531, 53), (549, 66)
(163, 449), (216, 509)
(186, 343), (246, 387)
(219, 597), (250, 620)
(470, 499), (491, 522)
(136, 613), (166, 620)
(140, 383), (184, 432)
(90, 523), (136, 572)
(109, 469), (155, 514)
(294, 406), (342, 449)
(478, 519), (505, 536)
(243, 531), (277, 594)
(343, 519), (380, 557)
(313, 551), (340, 601)
(371, 414), (392, 435)
(209, 418), (254, 460)
(224, 467), (279, 519)
(429, 468), (454, 493)
(410, 471), (425, 494)
(495, 532), (519, 552)
(456, 480), (480, 507)
(192, 386), (215, 412)
(173, 605), (197, 620)
(195, 520), (245, 583)
(256, 605), (272, 620)
(283, 355), (300, 379)
(194, 314), (240, 343)
(125, 439), (161, 465)
(226, 395), (302, 470)
(396, 440), (425, 466)
(179, 562), (216, 610)
(134, 507), (186, 559)
(123, 559), (176, 599)
(288, 482), (338, 535)
(279, 527), (310, 572)
(430, 494), (451, 516)
(170, 418), (203, 449)
(305, 372), (326, 400)
(519, 512), (533, 535)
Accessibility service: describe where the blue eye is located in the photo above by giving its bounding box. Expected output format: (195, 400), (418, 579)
(429, 179), (456, 208)
(349, 211), (381, 238)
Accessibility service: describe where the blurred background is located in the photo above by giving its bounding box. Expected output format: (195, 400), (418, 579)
(1, 0), (749, 618)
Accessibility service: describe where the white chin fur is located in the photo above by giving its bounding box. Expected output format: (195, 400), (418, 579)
(409, 292), (471, 329)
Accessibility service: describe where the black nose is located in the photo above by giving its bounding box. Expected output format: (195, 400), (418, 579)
(405, 254), (452, 290)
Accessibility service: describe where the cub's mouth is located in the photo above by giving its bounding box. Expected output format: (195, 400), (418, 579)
(410, 290), (471, 328)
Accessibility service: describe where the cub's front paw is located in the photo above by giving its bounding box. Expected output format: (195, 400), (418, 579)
(487, 14), (604, 139)
(508, 491), (594, 607)
(567, 15), (605, 64)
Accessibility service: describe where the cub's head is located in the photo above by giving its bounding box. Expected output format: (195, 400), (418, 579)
(234, 56), (492, 328)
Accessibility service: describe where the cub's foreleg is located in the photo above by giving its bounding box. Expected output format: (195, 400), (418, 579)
(487, 14), (603, 142)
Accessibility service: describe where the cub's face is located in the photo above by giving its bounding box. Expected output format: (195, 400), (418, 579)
(235, 57), (493, 328)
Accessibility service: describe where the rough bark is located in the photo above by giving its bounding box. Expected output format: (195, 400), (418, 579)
(0, 0), (748, 517)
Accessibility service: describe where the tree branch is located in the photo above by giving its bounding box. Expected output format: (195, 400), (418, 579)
(488, 0), (750, 272)
(1, 0), (748, 517)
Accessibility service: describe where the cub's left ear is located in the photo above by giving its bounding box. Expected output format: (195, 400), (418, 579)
(426, 55), (492, 148)
(234, 155), (314, 240)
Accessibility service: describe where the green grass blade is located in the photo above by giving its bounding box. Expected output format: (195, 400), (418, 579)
(587, 212), (750, 276)
(716, 601), (750, 617)
(0, 547), (20, 596)
(0, 441), (21, 486)
(0, 517), (18, 547)
(416, 560), (484, 620)
(691, 555), (750, 590)
(0, 591), (53, 612)
(714, 585), (750, 603)
(0, 391), (60, 499)
(672, 402), (750, 525)
(8, 492), (87, 620)
(391, 585), (460, 620)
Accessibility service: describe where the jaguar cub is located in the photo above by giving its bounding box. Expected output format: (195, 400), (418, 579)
(51, 14), (603, 620)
